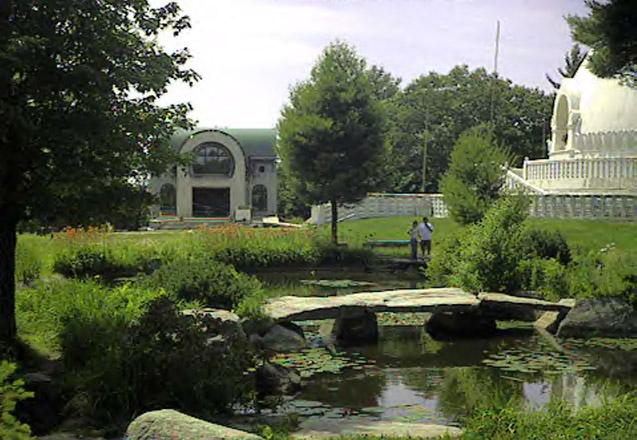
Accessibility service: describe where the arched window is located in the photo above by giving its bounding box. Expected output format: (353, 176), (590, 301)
(193, 142), (235, 176)
(159, 183), (176, 214)
(252, 184), (268, 211)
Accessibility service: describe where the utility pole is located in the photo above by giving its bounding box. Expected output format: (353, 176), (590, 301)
(489, 20), (500, 124)
(421, 105), (428, 193)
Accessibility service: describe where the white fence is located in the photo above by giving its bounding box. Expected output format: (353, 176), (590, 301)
(310, 193), (447, 225)
(523, 157), (636, 191)
(310, 192), (636, 224)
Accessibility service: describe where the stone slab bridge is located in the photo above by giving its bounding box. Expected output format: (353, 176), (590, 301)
(262, 288), (573, 342)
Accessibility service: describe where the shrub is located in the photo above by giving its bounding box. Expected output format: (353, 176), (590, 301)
(60, 295), (256, 426)
(522, 227), (571, 266)
(143, 255), (263, 309)
(452, 197), (530, 293)
(0, 361), (34, 440)
(425, 227), (471, 287)
(565, 250), (637, 302)
(518, 258), (568, 301)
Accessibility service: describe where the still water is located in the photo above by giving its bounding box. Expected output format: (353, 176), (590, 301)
(257, 272), (636, 426)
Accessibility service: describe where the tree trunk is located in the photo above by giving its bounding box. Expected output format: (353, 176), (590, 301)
(331, 199), (338, 245)
(0, 211), (17, 346)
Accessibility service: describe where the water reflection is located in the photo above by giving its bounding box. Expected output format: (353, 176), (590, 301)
(292, 325), (636, 424)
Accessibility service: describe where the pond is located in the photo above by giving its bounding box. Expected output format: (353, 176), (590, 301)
(254, 271), (637, 430)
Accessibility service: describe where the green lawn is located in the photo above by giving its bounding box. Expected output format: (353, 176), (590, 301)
(332, 216), (637, 256)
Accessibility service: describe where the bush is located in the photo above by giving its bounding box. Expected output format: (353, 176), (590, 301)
(0, 361), (34, 440)
(60, 295), (256, 426)
(565, 250), (637, 302)
(452, 197), (530, 293)
(143, 255), (263, 310)
(522, 227), (571, 266)
(425, 227), (471, 287)
(15, 236), (44, 286)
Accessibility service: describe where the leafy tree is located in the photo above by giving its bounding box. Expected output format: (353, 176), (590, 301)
(389, 66), (552, 193)
(277, 41), (389, 243)
(439, 126), (512, 224)
(546, 44), (588, 89)
(566, 0), (636, 84)
(0, 0), (198, 345)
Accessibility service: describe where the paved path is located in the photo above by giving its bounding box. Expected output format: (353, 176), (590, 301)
(263, 287), (572, 322)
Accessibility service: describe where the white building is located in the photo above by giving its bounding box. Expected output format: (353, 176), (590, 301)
(516, 58), (637, 195)
(151, 128), (277, 221)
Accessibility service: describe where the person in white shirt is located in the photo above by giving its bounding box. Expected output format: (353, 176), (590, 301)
(418, 216), (434, 257)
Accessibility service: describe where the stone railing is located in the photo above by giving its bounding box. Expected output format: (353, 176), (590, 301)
(504, 168), (547, 195)
(528, 194), (635, 220)
(523, 157), (636, 191)
(310, 192), (635, 223)
(309, 193), (448, 225)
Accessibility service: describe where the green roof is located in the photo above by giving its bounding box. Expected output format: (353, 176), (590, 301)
(170, 127), (276, 157)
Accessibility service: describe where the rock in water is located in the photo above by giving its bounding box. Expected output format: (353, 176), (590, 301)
(425, 311), (496, 339)
(557, 298), (637, 338)
(261, 324), (306, 352)
(126, 409), (262, 440)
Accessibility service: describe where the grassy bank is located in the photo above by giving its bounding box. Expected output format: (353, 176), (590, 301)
(333, 216), (637, 256)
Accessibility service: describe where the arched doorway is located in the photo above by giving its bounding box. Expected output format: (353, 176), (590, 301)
(554, 95), (569, 151)
(252, 184), (268, 212)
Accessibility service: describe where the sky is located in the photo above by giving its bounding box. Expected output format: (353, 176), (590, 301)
(156, 0), (590, 128)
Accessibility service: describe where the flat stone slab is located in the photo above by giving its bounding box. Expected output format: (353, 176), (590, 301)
(263, 288), (572, 322)
(292, 419), (462, 439)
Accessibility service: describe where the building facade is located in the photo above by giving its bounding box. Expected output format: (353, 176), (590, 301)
(151, 128), (277, 220)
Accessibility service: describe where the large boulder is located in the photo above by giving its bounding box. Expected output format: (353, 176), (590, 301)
(425, 312), (496, 339)
(319, 308), (378, 346)
(557, 298), (637, 338)
(261, 324), (306, 352)
(255, 361), (302, 397)
(126, 409), (262, 440)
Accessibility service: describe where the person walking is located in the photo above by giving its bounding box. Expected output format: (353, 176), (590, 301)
(418, 216), (434, 257)
(407, 220), (419, 260)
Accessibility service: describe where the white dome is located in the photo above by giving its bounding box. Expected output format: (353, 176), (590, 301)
(549, 57), (637, 158)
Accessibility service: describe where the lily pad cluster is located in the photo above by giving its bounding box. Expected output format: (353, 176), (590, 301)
(562, 337), (637, 351)
(300, 279), (376, 288)
(270, 347), (378, 379)
(482, 347), (596, 375)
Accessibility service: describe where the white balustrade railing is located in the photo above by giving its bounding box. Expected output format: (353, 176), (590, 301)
(523, 157), (636, 188)
(310, 192), (635, 224)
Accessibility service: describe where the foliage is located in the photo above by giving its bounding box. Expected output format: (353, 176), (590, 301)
(52, 226), (158, 279)
(455, 393), (637, 440)
(546, 44), (588, 89)
(277, 40), (390, 243)
(143, 255), (263, 309)
(14, 236), (44, 286)
(440, 126), (512, 225)
(0, 0), (198, 344)
(0, 361), (34, 440)
(59, 292), (256, 426)
(388, 65), (552, 193)
(436, 197), (555, 293)
(566, 0), (637, 85)
(563, 249), (637, 303)
(522, 226), (572, 266)
(424, 227), (471, 287)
